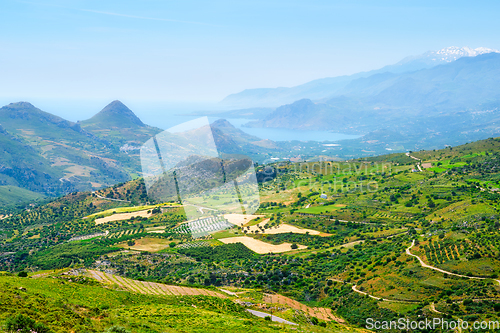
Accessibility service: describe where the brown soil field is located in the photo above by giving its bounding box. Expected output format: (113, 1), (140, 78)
(247, 222), (321, 235)
(95, 210), (152, 225)
(219, 236), (306, 254)
(117, 237), (171, 252)
(224, 214), (264, 226)
(263, 293), (344, 323)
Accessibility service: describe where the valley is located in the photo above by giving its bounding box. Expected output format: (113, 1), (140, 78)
(1, 136), (500, 332)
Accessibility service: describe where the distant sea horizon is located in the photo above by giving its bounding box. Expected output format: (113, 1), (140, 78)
(0, 98), (361, 142)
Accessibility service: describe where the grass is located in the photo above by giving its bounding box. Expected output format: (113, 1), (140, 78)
(297, 205), (343, 214)
(0, 274), (346, 333)
(0, 185), (46, 206)
(211, 228), (245, 240)
(117, 237), (173, 252)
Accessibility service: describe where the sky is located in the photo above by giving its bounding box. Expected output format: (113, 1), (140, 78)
(1, 0), (500, 116)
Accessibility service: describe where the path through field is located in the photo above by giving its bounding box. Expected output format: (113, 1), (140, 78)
(351, 285), (415, 304)
(92, 191), (131, 203)
(246, 309), (297, 325)
(405, 152), (422, 171)
(406, 240), (500, 285)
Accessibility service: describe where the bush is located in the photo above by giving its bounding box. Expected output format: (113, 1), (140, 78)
(104, 326), (130, 333)
(5, 314), (51, 333)
(291, 243), (298, 249)
(17, 271), (28, 277)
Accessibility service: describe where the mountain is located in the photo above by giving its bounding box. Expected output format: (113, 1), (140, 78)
(248, 53), (500, 130)
(81, 100), (145, 129)
(0, 101), (159, 200)
(0, 101), (283, 203)
(244, 53), (500, 153)
(210, 118), (283, 157)
(220, 46), (499, 108)
(80, 100), (162, 160)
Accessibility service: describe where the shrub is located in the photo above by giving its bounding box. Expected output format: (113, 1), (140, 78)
(5, 314), (51, 333)
(104, 326), (130, 333)
(17, 271), (28, 277)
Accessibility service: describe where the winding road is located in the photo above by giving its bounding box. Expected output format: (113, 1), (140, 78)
(406, 240), (500, 285)
(92, 191), (131, 203)
(246, 309), (297, 325)
(351, 285), (416, 303)
(405, 152), (423, 171)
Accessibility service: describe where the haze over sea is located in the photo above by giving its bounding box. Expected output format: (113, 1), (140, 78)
(0, 98), (359, 142)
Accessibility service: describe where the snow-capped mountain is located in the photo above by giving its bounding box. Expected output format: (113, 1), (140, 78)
(398, 46), (499, 65)
(220, 46), (500, 108)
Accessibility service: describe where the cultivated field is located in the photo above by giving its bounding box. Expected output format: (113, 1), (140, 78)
(246, 221), (321, 235)
(219, 236), (307, 254)
(86, 270), (225, 298)
(118, 237), (171, 252)
(224, 213), (264, 226)
(263, 293), (344, 323)
(95, 209), (152, 225)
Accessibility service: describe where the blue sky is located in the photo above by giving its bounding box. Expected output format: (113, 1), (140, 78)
(1, 0), (500, 110)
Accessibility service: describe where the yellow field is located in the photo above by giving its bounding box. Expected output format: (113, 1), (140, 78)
(95, 209), (152, 224)
(88, 204), (161, 218)
(118, 237), (171, 252)
(247, 221), (321, 235)
(224, 213), (264, 226)
(219, 236), (306, 254)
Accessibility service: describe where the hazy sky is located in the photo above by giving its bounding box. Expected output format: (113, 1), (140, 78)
(2, 0), (500, 106)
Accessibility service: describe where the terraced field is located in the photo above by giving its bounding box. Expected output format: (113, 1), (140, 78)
(176, 240), (220, 249)
(173, 216), (233, 238)
(86, 270), (226, 298)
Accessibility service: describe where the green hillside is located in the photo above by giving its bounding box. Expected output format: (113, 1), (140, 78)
(0, 273), (348, 333)
(0, 102), (158, 201)
(0, 186), (45, 207)
(1, 136), (500, 331)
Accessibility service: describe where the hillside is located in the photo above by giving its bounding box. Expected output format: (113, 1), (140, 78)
(0, 101), (162, 202)
(0, 100), (292, 204)
(0, 102), (134, 197)
(0, 272), (355, 332)
(1, 136), (500, 331)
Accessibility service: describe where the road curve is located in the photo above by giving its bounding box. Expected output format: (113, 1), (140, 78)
(246, 309), (297, 325)
(406, 240), (500, 285)
(351, 285), (414, 303)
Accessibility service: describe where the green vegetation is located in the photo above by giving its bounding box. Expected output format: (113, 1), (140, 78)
(2, 136), (500, 332)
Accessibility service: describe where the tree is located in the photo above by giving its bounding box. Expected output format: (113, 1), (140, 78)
(291, 243), (298, 249)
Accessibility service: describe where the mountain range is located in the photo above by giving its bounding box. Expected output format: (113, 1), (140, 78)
(0, 101), (283, 204)
(246, 52), (500, 135)
(220, 46), (499, 108)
